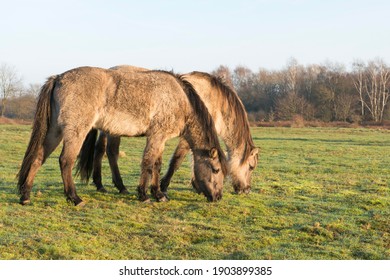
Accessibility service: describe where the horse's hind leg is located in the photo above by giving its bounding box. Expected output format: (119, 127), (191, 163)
(20, 126), (63, 205)
(106, 135), (128, 194)
(59, 131), (90, 206)
(160, 138), (190, 194)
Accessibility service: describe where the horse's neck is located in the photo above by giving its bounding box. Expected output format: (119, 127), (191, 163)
(183, 117), (212, 151)
(185, 73), (249, 161)
(219, 125), (245, 159)
(219, 119), (247, 160)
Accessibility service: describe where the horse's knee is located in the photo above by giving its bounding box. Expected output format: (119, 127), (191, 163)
(154, 157), (162, 171)
(59, 156), (67, 170)
(141, 158), (154, 175)
(59, 154), (74, 171)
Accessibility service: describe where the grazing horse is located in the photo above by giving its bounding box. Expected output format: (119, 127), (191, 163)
(77, 65), (258, 196)
(17, 67), (227, 205)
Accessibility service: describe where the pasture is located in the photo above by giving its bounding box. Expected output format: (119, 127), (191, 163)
(0, 124), (389, 259)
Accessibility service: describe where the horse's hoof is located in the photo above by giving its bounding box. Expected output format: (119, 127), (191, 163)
(138, 193), (151, 203)
(97, 187), (108, 193)
(20, 199), (31, 205)
(162, 192), (170, 201)
(75, 201), (86, 207)
(119, 189), (129, 195)
(157, 195), (168, 202)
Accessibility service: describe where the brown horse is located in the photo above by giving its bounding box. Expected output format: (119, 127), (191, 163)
(17, 67), (227, 205)
(77, 65), (258, 196)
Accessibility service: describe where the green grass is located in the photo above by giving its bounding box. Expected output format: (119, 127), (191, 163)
(0, 125), (389, 259)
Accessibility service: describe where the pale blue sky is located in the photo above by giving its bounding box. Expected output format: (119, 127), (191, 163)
(1, 0), (389, 85)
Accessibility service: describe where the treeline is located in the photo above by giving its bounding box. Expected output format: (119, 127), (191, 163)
(0, 63), (40, 120)
(212, 58), (390, 123)
(0, 85), (40, 120)
(1, 59), (390, 123)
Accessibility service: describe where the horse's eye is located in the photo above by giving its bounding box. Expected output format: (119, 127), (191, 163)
(212, 167), (220, 174)
(249, 165), (255, 171)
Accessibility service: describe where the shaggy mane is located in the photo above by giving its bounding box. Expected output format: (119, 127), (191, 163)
(189, 71), (255, 164)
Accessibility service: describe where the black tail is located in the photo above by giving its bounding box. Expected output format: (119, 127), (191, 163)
(17, 76), (57, 194)
(75, 129), (98, 183)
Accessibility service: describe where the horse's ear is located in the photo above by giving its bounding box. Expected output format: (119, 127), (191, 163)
(209, 147), (218, 159)
(251, 148), (259, 157)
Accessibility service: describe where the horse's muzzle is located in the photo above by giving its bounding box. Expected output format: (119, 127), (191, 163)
(234, 184), (251, 194)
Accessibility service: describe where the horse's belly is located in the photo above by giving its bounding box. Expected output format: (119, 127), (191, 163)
(95, 113), (148, 137)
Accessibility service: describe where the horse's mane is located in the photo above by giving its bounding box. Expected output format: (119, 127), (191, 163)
(150, 70), (228, 175)
(189, 71), (255, 164)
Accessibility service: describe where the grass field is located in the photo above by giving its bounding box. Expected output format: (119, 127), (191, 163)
(0, 125), (389, 260)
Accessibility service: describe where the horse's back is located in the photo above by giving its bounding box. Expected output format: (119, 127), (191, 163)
(52, 67), (113, 129)
(110, 70), (189, 137)
(109, 65), (148, 72)
(53, 66), (191, 138)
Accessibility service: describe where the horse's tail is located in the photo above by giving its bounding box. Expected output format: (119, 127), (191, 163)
(17, 75), (57, 194)
(75, 129), (98, 183)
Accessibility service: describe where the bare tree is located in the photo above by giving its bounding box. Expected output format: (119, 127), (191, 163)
(352, 59), (390, 122)
(0, 63), (23, 117)
(7, 95), (36, 119)
(352, 60), (366, 117)
(284, 57), (301, 96)
(212, 65), (233, 88)
(25, 83), (42, 97)
(301, 64), (321, 103)
(275, 91), (314, 120)
(335, 92), (356, 122)
(320, 62), (347, 121)
(232, 66), (255, 90)
(232, 66), (258, 112)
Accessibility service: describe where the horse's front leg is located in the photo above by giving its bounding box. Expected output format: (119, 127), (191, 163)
(137, 161), (151, 202)
(150, 155), (168, 202)
(160, 138), (190, 194)
(137, 136), (167, 202)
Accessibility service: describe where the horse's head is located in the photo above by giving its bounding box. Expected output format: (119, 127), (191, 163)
(192, 148), (226, 202)
(230, 147), (259, 194)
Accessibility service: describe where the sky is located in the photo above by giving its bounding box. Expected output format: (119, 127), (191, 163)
(1, 0), (390, 85)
